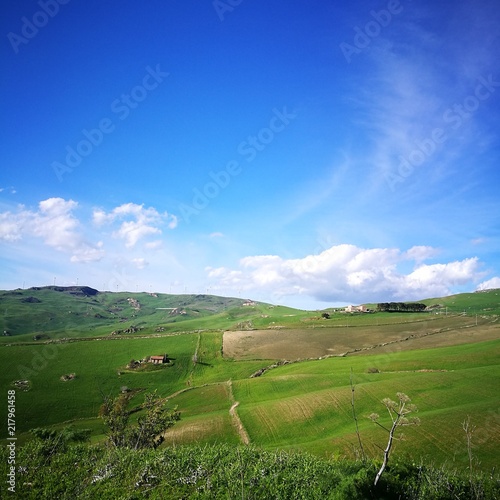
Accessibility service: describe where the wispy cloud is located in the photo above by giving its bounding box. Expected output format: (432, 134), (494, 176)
(348, 2), (500, 196)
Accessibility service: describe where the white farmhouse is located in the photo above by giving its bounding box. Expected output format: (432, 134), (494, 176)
(345, 304), (367, 313)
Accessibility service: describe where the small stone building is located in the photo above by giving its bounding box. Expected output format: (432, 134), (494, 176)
(149, 354), (168, 364)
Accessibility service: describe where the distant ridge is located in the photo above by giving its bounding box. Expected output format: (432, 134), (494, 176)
(0, 286), (499, 340)
(28, 285), (99, 297)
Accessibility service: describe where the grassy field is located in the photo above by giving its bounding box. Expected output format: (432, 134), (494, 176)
(162, 338), (500, 470)
(0, 287), (499, 474)
(0, 334), (198, 435)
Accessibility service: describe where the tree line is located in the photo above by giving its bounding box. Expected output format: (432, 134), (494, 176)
(377, 302), (427, 312)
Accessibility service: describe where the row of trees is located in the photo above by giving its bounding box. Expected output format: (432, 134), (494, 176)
(377, 302), (427, 312)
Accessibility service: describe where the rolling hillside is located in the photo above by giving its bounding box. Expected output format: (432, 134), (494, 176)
(0, 286), (499, 474)
(0, 286), (282, 340)
(2, 286), (499, 341)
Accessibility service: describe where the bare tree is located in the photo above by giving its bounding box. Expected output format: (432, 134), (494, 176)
(369, 392), (420, 486)
(463, 415), (481, 499)
(350, 368), (366, 461)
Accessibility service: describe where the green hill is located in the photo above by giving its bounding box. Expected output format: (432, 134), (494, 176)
(0, 286), (282, 341)
(0, 286), (499, 479)
(420, 289), (500, 315)
(2, 286), (499, 343)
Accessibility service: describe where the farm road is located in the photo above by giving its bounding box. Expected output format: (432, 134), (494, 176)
(228, 380), (250, 445)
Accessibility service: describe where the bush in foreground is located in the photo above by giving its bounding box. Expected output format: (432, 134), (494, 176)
(1, 441), (499, 499)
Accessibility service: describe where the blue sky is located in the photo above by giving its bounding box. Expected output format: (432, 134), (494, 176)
(1, 0), (499, 309)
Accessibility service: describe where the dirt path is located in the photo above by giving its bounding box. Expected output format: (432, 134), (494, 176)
(227, 380), (250, 445)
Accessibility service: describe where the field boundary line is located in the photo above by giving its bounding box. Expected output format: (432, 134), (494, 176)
(245, 319), (498, 376)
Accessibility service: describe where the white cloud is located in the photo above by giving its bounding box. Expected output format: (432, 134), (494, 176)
(114, 220), (161, 248)
(33, 198), (79, 251)
(167, 214), (178, 230)
(145, 240), (163, 250)
(207, 245), (484, 303)
(476, 277), (500, 291)
(0, 198), (104, 262)
(70, 242), (105, 263)
(131, 257), (148, 269)
(403, 258), (480, 298)
(92, 208), (110, 226)
(0, 211), (24, 241)
(471, 238), (486, 245)
(404, 245), (440, 263)
(92, 203), (176, 247)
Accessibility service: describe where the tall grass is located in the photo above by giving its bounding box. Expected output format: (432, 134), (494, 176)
(1, 441), (498, 499)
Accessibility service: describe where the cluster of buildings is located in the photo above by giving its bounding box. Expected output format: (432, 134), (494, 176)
(344, 304), (368, 313)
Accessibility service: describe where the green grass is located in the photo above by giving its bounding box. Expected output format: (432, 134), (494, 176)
(191, 330), (273, 383)
(1, 442), (498, 499)
(0, 334), (198, 436)
(228, 340), (500, 468)
(421, 289), (500, 315)
(2, 332), (499, 470)
(155, 339), (500, 469)
(162, 383), (242, 446)
(1, 287), (499, 475)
